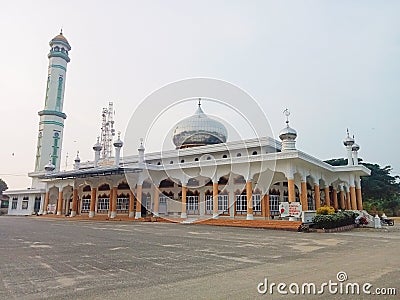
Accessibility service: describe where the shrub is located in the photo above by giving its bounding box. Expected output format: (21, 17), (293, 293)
(313, 211), (358, 229)
(316, 206), (335, 215)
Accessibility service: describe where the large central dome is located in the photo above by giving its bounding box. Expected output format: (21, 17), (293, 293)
(172, 101), (228, 149)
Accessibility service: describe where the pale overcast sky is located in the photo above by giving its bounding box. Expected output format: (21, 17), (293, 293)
(0, 0), (399, 189)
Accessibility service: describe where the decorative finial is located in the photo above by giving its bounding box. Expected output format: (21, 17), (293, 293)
(75, 151), (80, 163)
(347, 128), (350, 137)
(118, 131), (121, 139)
(283, 108), (290, 126)
(97, 136), (100, 143)
(140, 138), (143, 146)
(198, 98), (201, 107)
(60, 28), (63, 35)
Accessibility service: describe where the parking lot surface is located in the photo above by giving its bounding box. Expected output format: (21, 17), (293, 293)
(0, 216), (398, 299)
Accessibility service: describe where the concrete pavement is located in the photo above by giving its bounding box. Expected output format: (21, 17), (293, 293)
(0, 216), (398, 299)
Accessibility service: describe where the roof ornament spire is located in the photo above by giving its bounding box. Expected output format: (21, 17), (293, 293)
(343, 128), (355, 147)
(198, 98), (201, 108)
(279, 108), (297, 151)
(138, 137), (145, 151)
(352, 135), (360, 152)
(93, 136), (102, 151)
(74, 151), (81, 170)
(283, 108), (290, 127)
(138, 138), (145, 164)
(74, 150), (80, 161)
(60, 28), (63, 35)
(44, 156), (55, 172)
(113, 131), (123, 148)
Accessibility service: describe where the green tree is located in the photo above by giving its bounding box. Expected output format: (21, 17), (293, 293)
(360, 163), (400, 202)
(0, 178), (7, 194)
(324, 158), (349, 166)
(382, 198), (400, 217)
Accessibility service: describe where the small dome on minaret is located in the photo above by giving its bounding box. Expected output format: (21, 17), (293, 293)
(93, 137), (102, 151)
(279, 109), (297, 151)
(279, 109), (297, 141)
(113, 132), (123, 148)
(352, 143), (360, 151)
(44, 159), (55, 172)
(343, 129), (355, 147)
(50, 29), (71, 50)
(74, 151), (81, 163)
(352, 136), (360, 151)
(138, 138), (145, 151)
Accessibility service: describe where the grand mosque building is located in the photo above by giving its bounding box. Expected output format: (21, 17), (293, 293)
(5, 32), (370, 221)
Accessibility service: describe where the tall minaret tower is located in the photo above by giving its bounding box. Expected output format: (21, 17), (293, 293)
(34, 31), (71, 174)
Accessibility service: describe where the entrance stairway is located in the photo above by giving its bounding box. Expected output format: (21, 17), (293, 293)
(355, 210), (375, 227)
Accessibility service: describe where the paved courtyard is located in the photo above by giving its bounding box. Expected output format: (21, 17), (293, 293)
(0, 216), (398, 299)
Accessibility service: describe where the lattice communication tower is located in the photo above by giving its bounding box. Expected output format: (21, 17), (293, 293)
(100, 102), (115, 159)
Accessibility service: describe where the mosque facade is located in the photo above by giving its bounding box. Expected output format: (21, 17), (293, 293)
(5, 33), (370, 220)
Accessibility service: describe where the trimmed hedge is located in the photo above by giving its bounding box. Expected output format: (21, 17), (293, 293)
(313, 211), (358, 229)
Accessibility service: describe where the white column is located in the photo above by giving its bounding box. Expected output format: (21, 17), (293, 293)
(346, 146), (353, 165)
(199, 188), (205, 217)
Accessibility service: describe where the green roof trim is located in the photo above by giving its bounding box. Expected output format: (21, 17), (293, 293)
(39, 120), (64, 127)
(38, 110), (67, 119)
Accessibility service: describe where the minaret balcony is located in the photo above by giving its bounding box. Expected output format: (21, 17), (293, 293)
(48, 51), (70, 62)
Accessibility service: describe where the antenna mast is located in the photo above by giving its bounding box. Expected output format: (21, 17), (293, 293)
(100, 102), (115, 159)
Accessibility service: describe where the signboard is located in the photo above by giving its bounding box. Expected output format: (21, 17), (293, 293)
(302, 210), (316, 223)
(289, 202), (302, 218)
(47, 204), (56, 214)
(279, 202), (302, 218)
(279, 202), (290, 217)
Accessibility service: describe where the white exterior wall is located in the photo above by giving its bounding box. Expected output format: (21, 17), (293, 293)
(7, 192), (44, 216)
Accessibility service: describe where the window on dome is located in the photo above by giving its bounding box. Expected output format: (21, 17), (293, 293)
(237, 153), (242, 157)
